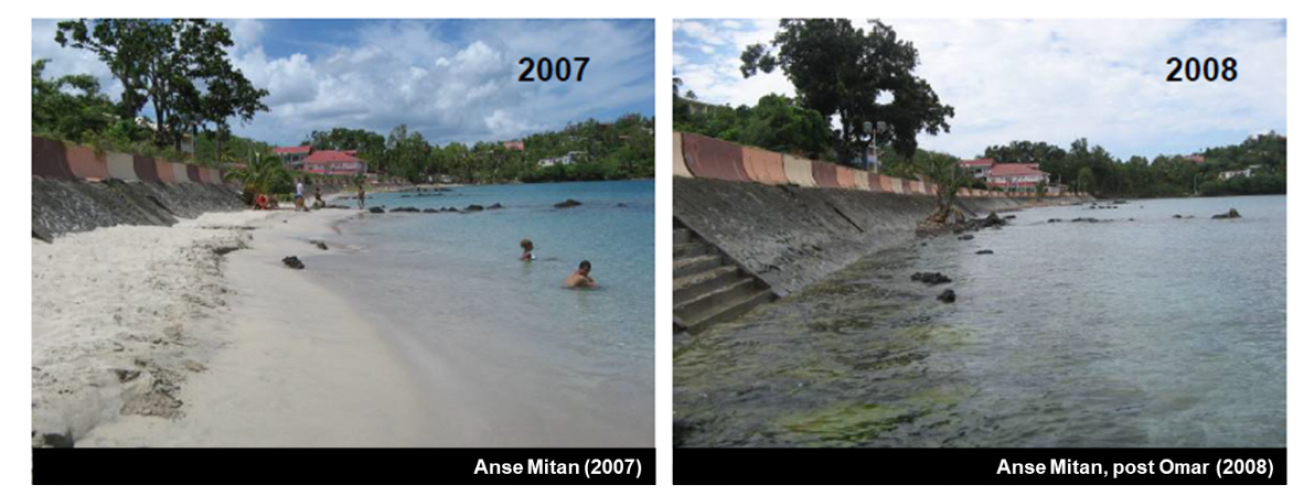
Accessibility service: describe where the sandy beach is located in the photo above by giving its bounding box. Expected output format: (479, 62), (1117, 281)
(32, 206), (442, 447)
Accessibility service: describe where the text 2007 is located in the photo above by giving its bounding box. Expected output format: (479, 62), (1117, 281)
(518, 57), (591, 82)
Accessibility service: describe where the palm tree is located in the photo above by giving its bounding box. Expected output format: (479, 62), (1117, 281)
(907, 152), (967, 224)
(227, 151), (291, 202)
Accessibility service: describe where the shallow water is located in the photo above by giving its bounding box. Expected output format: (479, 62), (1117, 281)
(674, 195), (1285, 447)
(307, 181), (653, 446)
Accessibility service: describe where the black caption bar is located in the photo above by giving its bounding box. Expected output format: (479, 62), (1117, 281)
(34, 448), (654, 484)
(675, 448), (1284, 485)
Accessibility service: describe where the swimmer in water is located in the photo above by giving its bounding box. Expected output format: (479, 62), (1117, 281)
(565, 260), (597, 289)
(520, 238), (536, 261)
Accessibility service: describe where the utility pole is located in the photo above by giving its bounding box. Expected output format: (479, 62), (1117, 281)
(863, 120), (887, 173)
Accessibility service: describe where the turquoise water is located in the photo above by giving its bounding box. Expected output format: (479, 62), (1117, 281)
(311, 180), (653, 446)
(675, 195), (1285, 447)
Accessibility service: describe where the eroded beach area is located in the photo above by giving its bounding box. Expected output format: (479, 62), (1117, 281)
(674, 196), (1286, 448)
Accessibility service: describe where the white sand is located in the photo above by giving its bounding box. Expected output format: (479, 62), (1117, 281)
(33, 207), (441, 446)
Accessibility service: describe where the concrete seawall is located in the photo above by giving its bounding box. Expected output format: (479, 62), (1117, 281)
(30, 135), (378, 240)
(675, 177), (1085, 297)
(33, 177), (246, 239)
(671, 131), (1089, 297)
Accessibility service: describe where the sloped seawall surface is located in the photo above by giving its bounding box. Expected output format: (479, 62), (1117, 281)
(33, 177), (246, 238)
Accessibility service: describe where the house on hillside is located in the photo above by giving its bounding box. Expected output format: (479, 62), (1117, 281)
(1219, 164), (1262, 180)
(501, 140), (525, 152)
(273, 145), (312, 170)
(304, 150), (368, 175)
(538, 151), (586, 168)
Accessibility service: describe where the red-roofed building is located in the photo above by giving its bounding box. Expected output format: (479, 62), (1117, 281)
(960, 158), (996, 179)
(305, 150), (368, 176)
(273, 145), (312, 170)
(501, 141), (525, 152)
(986, 163), (1049, 192)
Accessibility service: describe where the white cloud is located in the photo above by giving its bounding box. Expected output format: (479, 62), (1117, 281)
(674, 19), (1286, 159)
(32, 19), (654, 146)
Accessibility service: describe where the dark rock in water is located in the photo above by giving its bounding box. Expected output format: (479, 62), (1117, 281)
(982, 212), (1006, 228)
(616, 203), (629, 208)
(911, 272), (952, 285)
(1089, 205), (1097, 209)
(1128, 218), (1135, 222)
(1047, 218), (1063, 223)
(976, 249), (994, 255)
(1212, 208), (1241, 219)
(488, 203), (503, 209)
(1173, 214), (1183, 219)
(311, 241), (328, 251)
(465, 204), (485, 212)
(958, 234), (975, 241)
(1003, 215), (1016, 220)
(38, 432), (74, 448)
(555, 199), (583, 209)
(446, 207), (459, 212)
(391, 207), (419, 213)
(368, 207), (385, 214)
(1071, 217), (1100, 223)
(937, 289), (956, 303)
(422, 208), (439, 213)
(282, 256), (305, 270)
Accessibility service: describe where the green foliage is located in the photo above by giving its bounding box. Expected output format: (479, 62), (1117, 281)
(1200, 173), (1286, 196)
(31, 59), (117, 142)
(225, 151), (293, 197)
(982, 133), (1286, 197)
(55, 19), (268, 151)
(741, 19), (954, 162)
(673, 94), (832, 159)
(316, 114), (655, 184)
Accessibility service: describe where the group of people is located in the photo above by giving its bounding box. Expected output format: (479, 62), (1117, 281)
(520, 238), (597, 289)
(293, 180), (328, 212)
(254, 178), (334, 211)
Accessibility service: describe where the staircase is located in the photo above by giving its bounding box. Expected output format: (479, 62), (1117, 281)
(673, 225), (775, 335)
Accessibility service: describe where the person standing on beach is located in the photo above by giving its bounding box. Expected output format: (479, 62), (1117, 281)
(294, 179), (306, 212)
(358, 182), (366, 210)
(520, 239), (536, 261)
(565, 260), (597, 289)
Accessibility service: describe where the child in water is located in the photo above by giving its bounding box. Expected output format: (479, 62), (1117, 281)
(520, 238), (536, 261)
(565, 260), (597, 289)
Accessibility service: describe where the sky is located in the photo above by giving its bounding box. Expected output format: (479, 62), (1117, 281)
(673, 19), (1287, 160)
(32, 19), (655, 146)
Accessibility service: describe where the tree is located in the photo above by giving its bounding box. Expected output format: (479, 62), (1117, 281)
(905, 151), (967, 224)
(32, 59), (117, 141)
(226, 151), (292, 200)
(741, 19), (954, 162)
(55, 19), (269, 151)
(1076, 167), (1096, 195)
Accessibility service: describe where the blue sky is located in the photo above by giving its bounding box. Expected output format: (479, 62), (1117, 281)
(674, 19), (1286, 160)
(33, 19), (655, 146)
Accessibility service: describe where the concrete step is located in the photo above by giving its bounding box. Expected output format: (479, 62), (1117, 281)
(674, 254), (722, 279)
(680, 287), (775, 334)
(673, 242), (711, 259)
(673, 265), (743, 303)
(673, 228), (692, 244)
(674, 278), (758, 319)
